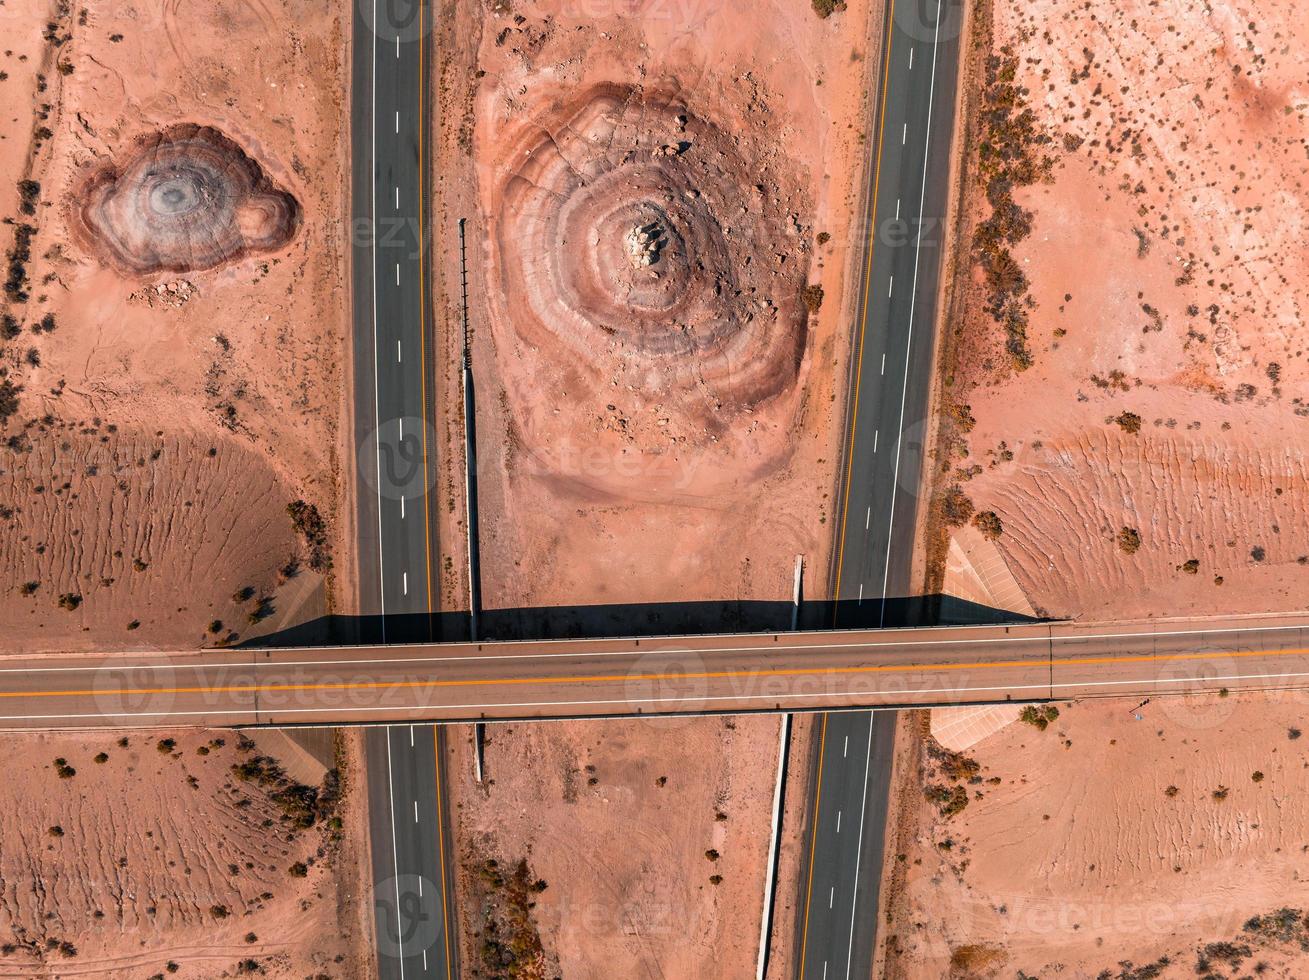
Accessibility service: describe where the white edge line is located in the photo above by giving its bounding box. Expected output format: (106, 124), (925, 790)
(879, 0), (945, 619)
(2, 621), (1307, 675)
(9, 667), (1309, 722)
(843, 713), (875, 980)
(385, 726), (407, 977)
(369, 0), (388, 643)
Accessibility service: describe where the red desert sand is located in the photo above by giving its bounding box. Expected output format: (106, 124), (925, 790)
(0, 728), (369, 978)
(428, 0), (884, 975)
(0, 2), (366, 976)
(0, 0), (352, 655)
(888, 0), (1309, 976)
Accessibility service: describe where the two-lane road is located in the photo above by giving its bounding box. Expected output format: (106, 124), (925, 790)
(803, 0), (966, 977)
(6, 616), (1309, 726)
(349, 2), (454, 978)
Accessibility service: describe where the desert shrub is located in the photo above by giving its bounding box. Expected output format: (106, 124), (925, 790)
(57, 592), (82, 610)
(287, 499), (332, 572)
(53, 757), (75, 778)
(1019, 704), (1059, 730)
(1116, 527), (1141, 554)
(93, 752), (108, 764)
(1212, 786), (1229, 801)
(940, 486), (975, 527)
(17, 179), (40, 215)
(1252, 771), (1264, 783)
(925, 783), (969, 818)
(288, 861), (308, 877)
(1114, 411), (1142, 434)
(972, 510), (1003, 540)
(0, 313), (18, 340)
(811, 0), (846, 17)
(19, 581), (38, 596)
(1164, 785), (1179, 797)
(801, 283), (824, 313)
(704, 849), (719, 861)
(1242, 908), (1305, 943)
(156, 738), (176, 754)
(816, 231), (831, 245)
(948, 403), (976, 431)
(5, 223), (36, 300)
(1180, 559), (1199, 574)
(231, 754), (338, 830)
(0, 379), (20, 423)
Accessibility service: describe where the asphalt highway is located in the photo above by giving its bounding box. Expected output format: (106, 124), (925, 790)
(803, 0), (966, 977)
(6, 616), (1309, 727)
(349, 2), (453, 977)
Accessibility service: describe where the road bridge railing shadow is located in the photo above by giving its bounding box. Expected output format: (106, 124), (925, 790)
(248, 594), (1044, 649)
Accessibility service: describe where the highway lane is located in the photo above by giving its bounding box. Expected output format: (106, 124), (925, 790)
(803, 0), (966, 976)
(5, 616), (1309, 726)
(349, 2), (453, 978)
(366, 725), (457, 979)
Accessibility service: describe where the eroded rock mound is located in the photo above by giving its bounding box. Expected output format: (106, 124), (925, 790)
(489, 84), (810, 495)
(80, 124), (300, 275)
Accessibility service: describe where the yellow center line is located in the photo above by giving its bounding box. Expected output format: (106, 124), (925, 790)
(798, 714), (828, 977)
(10, 645), (1309, 701)
(832, 0), (900, 611)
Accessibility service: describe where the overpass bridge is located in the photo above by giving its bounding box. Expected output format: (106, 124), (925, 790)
(3, 612), (1308, 730)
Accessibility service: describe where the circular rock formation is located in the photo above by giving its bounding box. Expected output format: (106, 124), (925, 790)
(489, 84), (811, 496)
(79, 124), (300, 275)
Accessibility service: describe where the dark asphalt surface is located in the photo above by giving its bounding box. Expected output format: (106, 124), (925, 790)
(802, 1), (965, 977)
(349, 1), (454, 977)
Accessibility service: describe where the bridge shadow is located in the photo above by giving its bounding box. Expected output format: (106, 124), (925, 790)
(245, 594), (1044, 649)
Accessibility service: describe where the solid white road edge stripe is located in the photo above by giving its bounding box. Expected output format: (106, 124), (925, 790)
(7, 666), (1309, 722)
(1, 620), (1306, 675)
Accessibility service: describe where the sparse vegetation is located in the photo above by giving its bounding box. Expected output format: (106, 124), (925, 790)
(801, 283), (824, 313)
(810, 0), (846, 18)
(53, 757), (75, 779)
(230, 753), (340, 831)
(1116, 527), (1141, 555)
(470, 856), (551, 977)
(57, 592), (82, 611)
(940, 485), (975, 527)
(1019, 704), (1060, 730)
(0, 379), (21, 423)
(1114, 411), (1143, 434)
(972, 50), (1055, 372)
(924, 783), (969, 818)
(287, 499), (332, 572)
(972, 510), (1003, 540)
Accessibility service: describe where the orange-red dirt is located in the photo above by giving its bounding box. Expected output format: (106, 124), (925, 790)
(0, 0), (351, 655)
(429, 0), (885, 975)
(895, 0), (1309, 975)
(0, 728), (369, 979)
